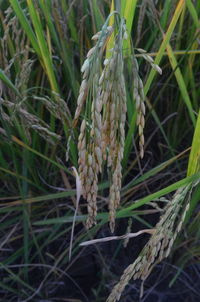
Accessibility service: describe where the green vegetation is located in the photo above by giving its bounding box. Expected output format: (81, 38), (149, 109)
(0, 1), (199, 301)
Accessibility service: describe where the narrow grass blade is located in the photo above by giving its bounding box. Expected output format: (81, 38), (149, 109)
(123, 147), (190, 190)
(187, 110), (200, 176)
(105, 0), (115, 58)
(106, 0), (137, 57)
(9, 0), (41, 56)
(125, 0), (185, 167)
(123, 111), (137, 168)
(10, 0), (59, 93)
(119, 171), (200, 216)
(0, 281), (20, 296)
(63, 2), (78, 43)
(121, 0), (137, 54)
(144, 0), (185, 96)
(0, 167), (43, 190)
(91, 0), (105, 31)
(186, 0), (200, 27)
(11, 136), (69, 173)
(0, 263), (36, 294)
(0, 191), (75, 207)
(184, 184), (200, 225)
(26, 0), (59, 93)
(34, 172), (200, 226)
(166, 43), (196, 126)
(38, 1), (61, 51)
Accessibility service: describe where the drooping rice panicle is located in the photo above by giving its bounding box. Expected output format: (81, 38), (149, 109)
(107, 182), (198, 302)
(76, 24), (114, 227)
(133, 49), (162, 159)
(132, 57), (146, 159)
(75, 14), (162, 231)
(99, 19), (128, 232)
(73, 26), (113, 127)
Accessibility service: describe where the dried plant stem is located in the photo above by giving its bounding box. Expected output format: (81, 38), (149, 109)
(80, 229), (155, 246)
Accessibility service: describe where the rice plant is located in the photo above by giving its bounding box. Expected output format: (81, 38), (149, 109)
(0, 1), (199, 301)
